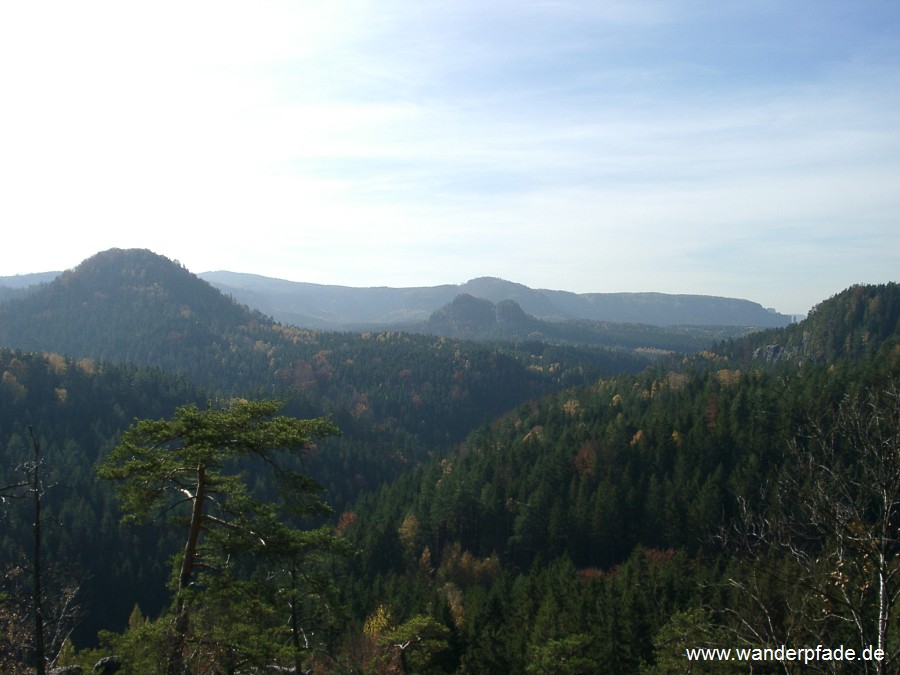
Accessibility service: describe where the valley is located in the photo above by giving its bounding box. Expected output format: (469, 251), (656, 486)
(0, 249), (897, 673)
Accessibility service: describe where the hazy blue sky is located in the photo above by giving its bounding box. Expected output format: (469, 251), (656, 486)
(2, 1), (898, 314)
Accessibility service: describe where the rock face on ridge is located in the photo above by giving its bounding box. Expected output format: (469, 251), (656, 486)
(715, 283), (900, 367)
(425, 294), (536, 339)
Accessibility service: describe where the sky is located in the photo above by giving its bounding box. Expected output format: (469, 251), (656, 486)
(1, 1), (898, 315)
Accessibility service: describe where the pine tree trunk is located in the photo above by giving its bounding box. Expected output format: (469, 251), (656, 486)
(167, 464), (207, 675)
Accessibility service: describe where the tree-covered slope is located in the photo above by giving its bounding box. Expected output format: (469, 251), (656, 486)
(712, 282), (900, 367)
(0, 250), (650, 653)
(0, 250), (654, 522)
(0, 249), (644, 451)
(0, 349), (204, 646)
(4, 253), (893, 671)
(0, 249), (267, 391)
(333, 282), (900, 673)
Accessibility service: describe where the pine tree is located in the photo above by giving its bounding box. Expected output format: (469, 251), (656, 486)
(97, 399), (340, 674)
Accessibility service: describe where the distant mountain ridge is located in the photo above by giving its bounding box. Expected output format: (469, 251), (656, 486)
(0, 263), (793, 328)
(418, 293), (754, 352)
(198, 271), (792, 328)
(0, 271), (61, 288)
(0, 247), (647, 435)
(0, 271), (61, 303)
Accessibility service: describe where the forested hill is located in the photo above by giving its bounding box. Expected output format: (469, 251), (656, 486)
(337, 284), (900, 673)
(0, 248), (649, 502)
(1, 274), (896, 669)
(421, 293), (755, 353)
(0, 244), (643, 391)
(710, 282), (900, 367)
(0, 250), (646, 647)
(0, 248), (266, 390)
(2, 268), (794, 329)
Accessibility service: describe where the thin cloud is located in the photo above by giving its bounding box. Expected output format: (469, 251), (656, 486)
(0, 1), (897, 314)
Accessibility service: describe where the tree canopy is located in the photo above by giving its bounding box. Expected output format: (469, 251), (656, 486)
(97, 399), (342, 673)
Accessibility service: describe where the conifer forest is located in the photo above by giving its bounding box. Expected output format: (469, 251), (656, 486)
(0, 250), (897, 674)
